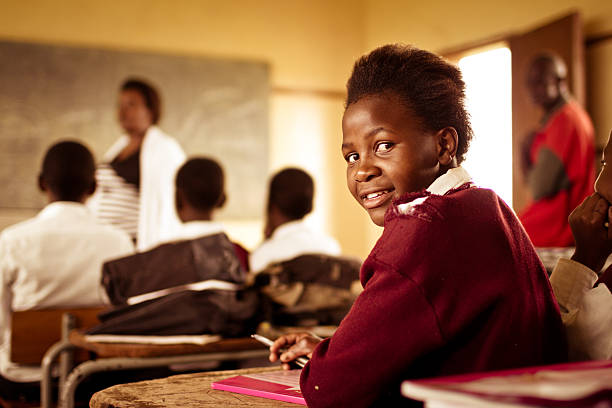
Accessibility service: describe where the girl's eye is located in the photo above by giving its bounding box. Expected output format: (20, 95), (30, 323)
(375, 142), (394, 153)
(345, 153), (359, 163)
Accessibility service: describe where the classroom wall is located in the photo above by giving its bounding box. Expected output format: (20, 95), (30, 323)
(364, 0), (612, 52)
(1, 0), (611, 259)
(587, 39), (612, 147)
(0, 0), (375, 258)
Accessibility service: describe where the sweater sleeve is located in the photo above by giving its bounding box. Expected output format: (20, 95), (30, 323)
(550, 258), (612, 360)
(299, 235), (444, 407)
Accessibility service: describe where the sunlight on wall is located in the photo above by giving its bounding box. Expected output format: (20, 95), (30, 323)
(459, 47), (513, 207)
(270, 94), (327, 233)
(223, 94), (327, 251)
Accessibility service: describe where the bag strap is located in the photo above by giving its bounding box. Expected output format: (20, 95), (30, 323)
(127, 279), (242, 305)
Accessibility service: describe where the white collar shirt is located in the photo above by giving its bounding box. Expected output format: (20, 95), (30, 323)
(0, 201), (134, 382)
(165, 221), (226, 243)
(249, 219), (341, 273)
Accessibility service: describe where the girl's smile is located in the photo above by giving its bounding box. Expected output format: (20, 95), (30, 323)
(341, 92), (444, 226)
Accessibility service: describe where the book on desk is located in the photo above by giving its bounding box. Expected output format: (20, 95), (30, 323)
(401, 360), (612, 407)
(211, 369), (306, 405)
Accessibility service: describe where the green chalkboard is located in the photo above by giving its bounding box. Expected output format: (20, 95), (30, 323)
(0, 40), (269, 219)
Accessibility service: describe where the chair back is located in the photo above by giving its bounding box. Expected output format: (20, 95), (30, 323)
(10, 307), (104, 364)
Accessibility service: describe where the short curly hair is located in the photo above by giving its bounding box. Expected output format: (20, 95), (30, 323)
(41, 140), (95, 201)
(268, 168), (314, 220)
(121, 78), (162, 125)
(176, 157), (225, 211)
(346, 44), (473, 164)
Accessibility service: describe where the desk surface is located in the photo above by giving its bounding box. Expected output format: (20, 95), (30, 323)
(90, 366), (303, 407)
(70, 330), (266, 358)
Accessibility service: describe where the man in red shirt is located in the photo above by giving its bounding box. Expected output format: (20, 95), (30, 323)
(519, 53), (595, 247)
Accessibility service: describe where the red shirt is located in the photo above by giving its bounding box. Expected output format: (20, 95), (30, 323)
(519, 101), (595, 247)
(300, 186), (567, 407)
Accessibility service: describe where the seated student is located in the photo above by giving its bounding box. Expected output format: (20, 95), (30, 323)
(250, 168), (341, 273)
(95, 157), (253, 329)
(550, 129), (612, 361)
(269, 45), (567, 407)
(173, 157), (250, 270)
(0, 141), (134, 400)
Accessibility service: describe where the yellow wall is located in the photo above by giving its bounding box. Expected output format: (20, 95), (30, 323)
(1, 0), (612, 259)
(587, 40), (612, 147)
(364, 0), (612, 52)
(0, 0), (364, 90)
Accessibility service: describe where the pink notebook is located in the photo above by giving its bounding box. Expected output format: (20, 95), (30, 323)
(211, 369), (306, 405)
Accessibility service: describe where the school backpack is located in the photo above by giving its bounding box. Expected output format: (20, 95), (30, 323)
(87, 233), (259, 336)
(253, 254), (362, 327)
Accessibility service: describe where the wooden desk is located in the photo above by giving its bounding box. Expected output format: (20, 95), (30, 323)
(42, 332), (270, 408)
(90, 366), (302, 407)
(69, 331), (264, 358)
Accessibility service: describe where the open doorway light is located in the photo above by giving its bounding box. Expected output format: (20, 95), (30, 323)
(459, 46), (513, 207)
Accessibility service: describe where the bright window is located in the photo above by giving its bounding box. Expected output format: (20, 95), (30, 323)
(459, 46), (513, 206)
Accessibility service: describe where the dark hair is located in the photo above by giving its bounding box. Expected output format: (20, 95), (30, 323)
(121, 78), (161, 124)
(268, 168), (314, 220)
(176, 157), (225, 211)
(41, 141), (95, 201)
(346, 44), (473, 164)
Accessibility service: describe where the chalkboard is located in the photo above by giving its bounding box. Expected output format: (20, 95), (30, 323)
(0, 40), (269, 219)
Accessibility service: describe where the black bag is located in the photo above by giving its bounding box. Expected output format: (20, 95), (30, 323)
(88, 233), (260, 336)
(102, 233), (246, 305)
(87, 289), (259, 336)
(253, 254), (362, 326)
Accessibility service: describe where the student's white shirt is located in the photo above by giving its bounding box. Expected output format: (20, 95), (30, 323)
(165, 221), (226, 243)
(550, 258), (612, 361)
(0, 202), (134, 382)
(249, 219), (341, 273)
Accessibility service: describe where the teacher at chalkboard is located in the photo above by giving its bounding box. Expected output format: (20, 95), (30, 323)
(88, 78), (186, 251)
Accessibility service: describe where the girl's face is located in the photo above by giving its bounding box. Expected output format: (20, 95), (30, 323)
(118, 89), (153, 136)
(342, 93), (442, 226)
(595, 130), (612, 204)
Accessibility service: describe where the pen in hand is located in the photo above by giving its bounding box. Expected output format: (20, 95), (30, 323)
(251, 334), (310, 368)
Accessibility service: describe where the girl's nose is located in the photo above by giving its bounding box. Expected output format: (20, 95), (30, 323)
(354, 158), (381, 182)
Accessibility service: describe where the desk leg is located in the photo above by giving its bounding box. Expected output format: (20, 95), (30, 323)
(61, 349), (270, 408)
(59, 313), (76, 390)
(40, 340), (76, 408)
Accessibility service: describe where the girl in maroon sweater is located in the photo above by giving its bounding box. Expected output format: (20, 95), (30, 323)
(269, 44), (567, 407)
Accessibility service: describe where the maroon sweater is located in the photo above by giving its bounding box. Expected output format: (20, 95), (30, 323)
(300, 185), (567, 407)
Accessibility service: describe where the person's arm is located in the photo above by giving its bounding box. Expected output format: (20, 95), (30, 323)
(297, 263), (444, 408)
(0, 234), (16, 335)
(550, 193), (612, 360)
(521, 130), (537, 178)
(550, 259), (612, 360)
(527, 147), (571, 200)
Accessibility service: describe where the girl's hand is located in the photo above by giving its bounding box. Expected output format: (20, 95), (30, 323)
(569, 193), (612, 273)
(269, 333), (321, 370)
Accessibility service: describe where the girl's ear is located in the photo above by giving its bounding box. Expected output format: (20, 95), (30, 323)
(436, 127), (459, 166)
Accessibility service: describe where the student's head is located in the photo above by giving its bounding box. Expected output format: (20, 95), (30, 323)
(38, 141), (96, 203)
(175, 157), (226, 222)
(118, 78), (161, 137)
(265, 168), (314, 236)
(342, 44), (472, 226)
(526, 52), (568, 110)
(595, 130), (612, 204)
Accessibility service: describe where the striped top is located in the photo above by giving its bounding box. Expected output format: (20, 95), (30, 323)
(93, 164), (140, 241)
